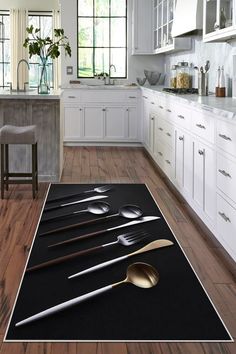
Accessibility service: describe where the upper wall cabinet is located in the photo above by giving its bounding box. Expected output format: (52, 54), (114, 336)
(153, 0), (191, 54)
(132, 0), (153, 54)
(203, 0), (235, 42)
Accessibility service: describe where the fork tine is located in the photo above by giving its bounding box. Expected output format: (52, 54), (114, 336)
(125, 230), (149, 241)
(127, 233), (149, 243)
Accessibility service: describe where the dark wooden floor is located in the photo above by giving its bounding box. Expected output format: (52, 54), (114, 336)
(0, 146), (235, 354)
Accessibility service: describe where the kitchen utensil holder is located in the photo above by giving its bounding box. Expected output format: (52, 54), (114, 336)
(198, 72), (208, 96)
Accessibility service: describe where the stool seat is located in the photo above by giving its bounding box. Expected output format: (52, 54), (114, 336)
(0, 125), (37, 144)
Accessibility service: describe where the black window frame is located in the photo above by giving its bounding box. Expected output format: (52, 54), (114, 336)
(77, 0), (127, 79)
(28, 11), (54, 88)
(0, 11), (10, 89)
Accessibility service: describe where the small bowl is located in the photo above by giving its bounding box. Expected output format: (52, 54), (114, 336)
(136, 77), (146, 86)
(144, 70), (161, 85)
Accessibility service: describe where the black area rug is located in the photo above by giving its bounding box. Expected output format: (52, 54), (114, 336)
(5, 184), (233, 342)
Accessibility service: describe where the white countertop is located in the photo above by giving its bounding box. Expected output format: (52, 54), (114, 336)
(141, 85), (236, 121)
(62, 83), (139, 90)
(0, 89), (61, 99)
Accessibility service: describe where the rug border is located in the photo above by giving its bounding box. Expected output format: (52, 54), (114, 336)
(3, 182), (234, 343)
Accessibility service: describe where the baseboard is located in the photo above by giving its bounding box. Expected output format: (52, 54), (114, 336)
(64, 142), (143, 147)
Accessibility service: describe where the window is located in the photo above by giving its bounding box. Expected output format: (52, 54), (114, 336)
(77, 0), (127, 78)
(28, 12), (54, 88)
(0, 12), (10, 88)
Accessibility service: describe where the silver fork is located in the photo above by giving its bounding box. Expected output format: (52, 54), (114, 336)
(27, 230), (150, 273)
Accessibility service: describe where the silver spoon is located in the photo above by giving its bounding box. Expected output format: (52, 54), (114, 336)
(40, 204), (143, 237)
(42, 201), (111, 223)
(15, 262), (159, 327)
(46, 185), (112, 204)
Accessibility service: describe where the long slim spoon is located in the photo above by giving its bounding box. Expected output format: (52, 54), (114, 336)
(40, 205), (143, 236)
(46, 185), (112, 204)
(48, 216), (160, 247)
(15, 262), (159, 327)
(68, 239), (173, 279)
(44, 195), (109, 212)
(41, 201), (110, 225)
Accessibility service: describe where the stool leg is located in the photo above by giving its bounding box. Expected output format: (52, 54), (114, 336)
(32, 144), (36, 199)
(5, 144), (9, 191)
(35, 142), (38, 191)
(1, 144), (4, 199)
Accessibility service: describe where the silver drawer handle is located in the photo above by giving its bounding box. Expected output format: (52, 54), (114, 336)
(218, 212), (231, 223)
(198, 149), (204, 155)
(178, 114), (184, 119)
(166, 109), (172, 113)
(218, 169), (232, 178)
(179, 136), (184, 141)
(219, 134), (232, 141)
(166, 132), (171, 137)
(165, 160), (171, 165)
(158, 127), (163, 131)
(151, 102), (155, 105)
(68, 95), (76, 98)
(129, 96), (137, 99)
(159, 105), (163, 109)
(196, 123), (206, 129)
(142, 96), (148, 99)
(158, 151), (163, 156)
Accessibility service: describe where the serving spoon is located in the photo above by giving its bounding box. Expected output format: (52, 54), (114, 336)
(40, 204), (143, 236)
(15, 262), (159, 327)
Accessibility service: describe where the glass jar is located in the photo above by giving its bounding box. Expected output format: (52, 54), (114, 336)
(170, 65), (177, 88)
(176, 62), (190, 89)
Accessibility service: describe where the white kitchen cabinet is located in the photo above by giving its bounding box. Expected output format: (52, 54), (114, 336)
(154, 0), (191, 54)
(104, 107), (126, 140)
(132, 0), (153, 54)
(203, 0), (236, 42)
(142, 94), (152, 149)
(193, 139), (216, 224)
(64, 106), (83, 141)
(126, 106), (138, 139)
(174, 127), (193, 198)
(83, 107), (104, 140)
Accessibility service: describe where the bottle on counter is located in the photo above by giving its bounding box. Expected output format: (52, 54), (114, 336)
(216, 66), (226, 97)
(215, 66), (220, 96)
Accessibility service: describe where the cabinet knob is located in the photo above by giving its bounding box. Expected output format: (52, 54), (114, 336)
(79, 108), (82, 111)
(218, 169), (231, 178)
(129, 96), (137, 99)
(218, 211), (231, 223)
(151, 117), (154, 121)
(142, 96), (148, 99)
(166, 132), (171, 137)
(166, 109), (172, 113)
(151, 102), (155, 105)
(198, 149), (204, 155)
(102, 108), (106, 111)
(178, 114), (184, 119)
(158, 127), (163, 131)
(165, 160), (171, 165)
(159, 105), (163, 109)
(179, 136), (184, 141)
(126, 108), (129, 111)
(158, 151), (163, 156)
(196, 123), (206, 129)
(219, 133), (232, 141)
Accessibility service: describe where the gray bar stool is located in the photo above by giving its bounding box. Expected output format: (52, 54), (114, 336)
(0, 125), (38, 198)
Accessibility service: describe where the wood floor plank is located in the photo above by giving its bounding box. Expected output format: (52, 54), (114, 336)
(0, 146), (235, 354)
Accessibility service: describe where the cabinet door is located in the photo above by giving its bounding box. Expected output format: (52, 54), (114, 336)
(132, 0), (153, 54)
(126, 106), (138, 140)
(174, 128), (193, 197)
(64, 106), (82, 141)
(83, 107), (103, 140)
(143, 97), (151, 148)
(193, 140), (216, 223)
(104, 107), (125, 140)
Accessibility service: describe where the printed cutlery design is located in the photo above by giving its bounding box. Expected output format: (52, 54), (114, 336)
(26, 230), (149, 272)
(44, 195), (109, 212)
(68, 239), (174, 279)
(48, 216), (160, 248)
(16, 262), (159, 327)
(46, 185), (112, 204)
(40, 204), (143, 236)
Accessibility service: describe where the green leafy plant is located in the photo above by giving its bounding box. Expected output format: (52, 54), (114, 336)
(23, 25), (71, 61)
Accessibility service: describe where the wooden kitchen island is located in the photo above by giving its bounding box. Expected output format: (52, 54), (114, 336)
(0, 90), (62, 181)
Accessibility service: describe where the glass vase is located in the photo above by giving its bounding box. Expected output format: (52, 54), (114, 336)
(38, 60), (50, 94)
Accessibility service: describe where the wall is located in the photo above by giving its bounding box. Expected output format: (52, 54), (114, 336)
(165, 35), (236, 95)
(0, 0), (59, 10)
(59, 0), (164, 86)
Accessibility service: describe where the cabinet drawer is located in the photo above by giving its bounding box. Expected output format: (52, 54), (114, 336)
(173, 104), (191, 129)
(156, 118), (174, 148)
(191, 110), (215, 144)
(80, 90), (126, 102)
(126, 90), (139, 103)
(217, 153), (236, 203)
(216, 120), (236, 157)
(63, 90), (81, 102)
(163, 145), (174, 179)
(217, 194), (236, 258)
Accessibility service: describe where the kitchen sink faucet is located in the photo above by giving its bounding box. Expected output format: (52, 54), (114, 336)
(17, 59), (30, 91)
(105, 64), (116, 85)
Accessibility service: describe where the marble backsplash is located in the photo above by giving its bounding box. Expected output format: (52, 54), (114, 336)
(164, 36), (236, 96)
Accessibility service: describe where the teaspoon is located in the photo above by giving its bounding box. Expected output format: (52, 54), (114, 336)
(40, 204), (143, 237)
(15, 262), (159, 327)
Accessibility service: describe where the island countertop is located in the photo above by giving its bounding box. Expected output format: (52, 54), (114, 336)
(0, 89), (61, 99)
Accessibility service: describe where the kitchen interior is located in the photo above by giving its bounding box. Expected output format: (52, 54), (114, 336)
(0, 0), (236, 352)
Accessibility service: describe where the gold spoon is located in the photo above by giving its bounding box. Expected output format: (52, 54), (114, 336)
(15, 263), (159, 327)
